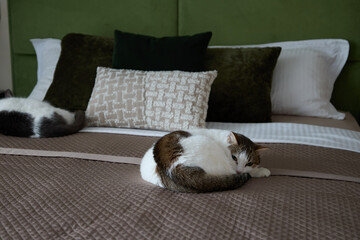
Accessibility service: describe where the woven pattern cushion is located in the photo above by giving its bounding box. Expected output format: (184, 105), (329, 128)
(86, 67), (147, 128)
(86, 67), (217, 131)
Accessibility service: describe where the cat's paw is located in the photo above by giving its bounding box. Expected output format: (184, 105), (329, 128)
(249, 167), (271, 178)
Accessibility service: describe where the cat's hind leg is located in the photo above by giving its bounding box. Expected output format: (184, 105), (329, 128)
(167, 164), (251, 193)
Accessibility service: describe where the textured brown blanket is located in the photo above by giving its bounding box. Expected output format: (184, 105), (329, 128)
(1, 132), (360, 239)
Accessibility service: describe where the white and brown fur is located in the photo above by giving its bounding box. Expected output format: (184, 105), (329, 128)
(0, 89), (85, 138)
(140, 129), (270, 193)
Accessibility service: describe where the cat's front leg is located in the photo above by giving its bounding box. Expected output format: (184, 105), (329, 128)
(249, 167), (271, 178)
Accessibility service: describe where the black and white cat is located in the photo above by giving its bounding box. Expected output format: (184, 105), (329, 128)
(140, 128), (270, 193)
(0, 89), (85, 138)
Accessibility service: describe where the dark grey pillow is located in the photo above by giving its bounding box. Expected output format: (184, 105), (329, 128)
(205, 47), (281, 123)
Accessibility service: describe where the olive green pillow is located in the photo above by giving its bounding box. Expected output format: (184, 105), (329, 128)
(205, 47), (281, 123)
(112, 30), (212, 71)
(44, 33), (114, 111)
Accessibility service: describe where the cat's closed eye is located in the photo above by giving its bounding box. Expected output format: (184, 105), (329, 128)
(232, 155), (237, 162)
(245, 162), (253, 167)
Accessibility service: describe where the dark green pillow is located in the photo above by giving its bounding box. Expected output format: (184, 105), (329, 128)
(44, 33), (114, 111)
(112, 30), (212, 71)
(205, 47), (281, 123)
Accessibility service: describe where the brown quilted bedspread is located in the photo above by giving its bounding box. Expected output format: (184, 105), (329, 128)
(1, 132), (359, 239)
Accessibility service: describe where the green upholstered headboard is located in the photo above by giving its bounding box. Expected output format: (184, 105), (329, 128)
(8, 0), (360, 123)
(8, 0), (178, 96)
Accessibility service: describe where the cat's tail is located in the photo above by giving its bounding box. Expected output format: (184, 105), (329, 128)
(163, 164), (251, 193)
(72, 110), (86, 130)
(39, 110), (86, 138)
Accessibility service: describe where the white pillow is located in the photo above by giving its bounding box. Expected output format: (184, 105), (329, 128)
(211, 39), (349, 119)
(28, 38), (61, 100)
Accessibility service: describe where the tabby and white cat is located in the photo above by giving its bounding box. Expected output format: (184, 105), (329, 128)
(0, 89), (85, 138)
(140, 128), (270, 193)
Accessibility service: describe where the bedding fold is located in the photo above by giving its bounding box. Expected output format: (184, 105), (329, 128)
(1, 146), (359, 183)
(0, 130), (359, 179)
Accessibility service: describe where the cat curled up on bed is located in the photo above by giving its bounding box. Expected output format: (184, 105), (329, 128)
(0, 89), (85, 138)
(141, 128), (270, 193)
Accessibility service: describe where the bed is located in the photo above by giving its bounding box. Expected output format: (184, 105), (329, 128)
(2, 0), (360, 239)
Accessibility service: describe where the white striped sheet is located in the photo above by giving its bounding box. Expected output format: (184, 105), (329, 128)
(81, 122), (360, 153)
(81, 127), (168, 137)
(207, 122), (360, 153)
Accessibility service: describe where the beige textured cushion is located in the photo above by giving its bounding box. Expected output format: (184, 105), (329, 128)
(86, 67), (217, 131)
(86, 67), (147, 128)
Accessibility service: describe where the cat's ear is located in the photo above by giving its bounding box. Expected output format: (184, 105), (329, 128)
(256, 145), (269, 151)
(4, 89), (13, 98)
(227, 132), (238, 145)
